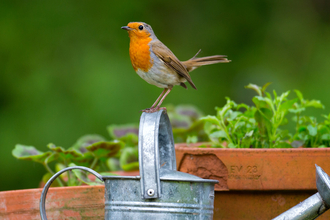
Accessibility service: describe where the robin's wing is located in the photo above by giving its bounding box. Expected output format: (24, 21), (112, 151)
(150, 41), (197, 90)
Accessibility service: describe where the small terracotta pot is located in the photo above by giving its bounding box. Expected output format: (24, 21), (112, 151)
(0, 185), (105, 220)
(0, 171), (139, 220)
(175, 143), (330, 219)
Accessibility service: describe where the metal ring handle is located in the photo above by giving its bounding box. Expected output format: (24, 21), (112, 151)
(39, 166), (103, 220)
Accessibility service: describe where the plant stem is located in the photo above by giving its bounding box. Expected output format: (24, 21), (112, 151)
(43, 159), (65, 187)
(63, 159), (72, 186)
(296, 113), (300, 133)
(90, 157), (98, 170)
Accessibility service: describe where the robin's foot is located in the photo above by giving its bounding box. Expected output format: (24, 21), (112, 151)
(141, 107), (167, 113)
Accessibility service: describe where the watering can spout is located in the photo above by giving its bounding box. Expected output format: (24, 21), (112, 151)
(273, 164), (330, 220)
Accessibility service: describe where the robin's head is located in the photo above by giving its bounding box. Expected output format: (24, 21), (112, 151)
(121, 22), (156, 39)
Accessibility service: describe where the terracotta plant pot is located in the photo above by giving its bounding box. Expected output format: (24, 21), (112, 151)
(0, 171), (139, 220)
(175, 143), (330, 219)
(0, 185), (105, 220)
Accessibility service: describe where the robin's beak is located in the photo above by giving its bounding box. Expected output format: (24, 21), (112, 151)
(121, 26), (132, 31)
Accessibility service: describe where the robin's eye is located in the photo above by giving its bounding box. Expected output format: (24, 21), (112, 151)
(138, 25), (143, 30)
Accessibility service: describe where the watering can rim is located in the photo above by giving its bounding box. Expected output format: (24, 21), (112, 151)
(102, 170), (219, 183)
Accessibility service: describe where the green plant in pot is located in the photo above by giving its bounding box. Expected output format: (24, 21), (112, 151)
(201, 83), (329, 148)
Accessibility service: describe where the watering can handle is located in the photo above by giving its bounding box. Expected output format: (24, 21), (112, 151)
(39, 166), (103, 220)
(139, 110), (176, 199)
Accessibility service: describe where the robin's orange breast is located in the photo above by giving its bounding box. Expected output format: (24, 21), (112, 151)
(129, 35), (153, 72)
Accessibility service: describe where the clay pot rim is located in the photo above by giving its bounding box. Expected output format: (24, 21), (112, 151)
(175, 142), (330, 152)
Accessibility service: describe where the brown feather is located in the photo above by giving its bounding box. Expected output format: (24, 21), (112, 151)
(151, 41), (197, 90)
(183, 53), (231, 72)
(180, 82), (187, 89)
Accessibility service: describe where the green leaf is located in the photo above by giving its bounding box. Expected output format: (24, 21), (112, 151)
(86, 141), (123, 160)
(227, 111), (242, 121)
(54, 163), (69, 180)
(259, 107), (273, 120)
(70, 135), (107, 153)
(107, 124), (139, 139)
(200, 115), (221, 127)
(278, 91), (290, 102)
(305, 100), (324, 109)
(298, 126), (307, 132)
(216, 99), (235, 119)
(120, 147), (139, 171)
(106, 158), (121, 171)
(288, 107), (306, 114)
(276, 141), (292, 148)
(307, 125), (317, 136)
(48, 143), (83, 161)
(172, 119), (207, 143)
(279, 98), (298, 112)
(245, 84), (262, 96)
(321, 134), (330, 141)
(236, 103), (250, 111)
(318, 125), (330, 135)
(121, 162), (139, 171)
(273, 90), (278, 100)
(294, 90), (303, 102)
(241, 130), (254, 148)
(228, 143), (237, 148)
(42, 173), (60, 187)
(261, 82), (272, 94)
(69, 163), (103, 186)
(318, 145), (328, 148)
(12, 144), (54, 163)
(254, 108), (273, 136)
(209, 130), (228, 140)
(186, 135), (198, 144)
(118, 133), (139, 147)
(252, 96), (269, 109)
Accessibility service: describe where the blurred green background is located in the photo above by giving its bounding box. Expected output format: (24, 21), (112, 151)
(1, 0), (330, 191)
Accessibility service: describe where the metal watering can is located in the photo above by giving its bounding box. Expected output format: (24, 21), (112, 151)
(40, 110), (218, 220)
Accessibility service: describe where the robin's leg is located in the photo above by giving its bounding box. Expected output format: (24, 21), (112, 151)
(142, 86), (172, 113)
(150, 88), (168, 109)
(155, 86), (172, 109)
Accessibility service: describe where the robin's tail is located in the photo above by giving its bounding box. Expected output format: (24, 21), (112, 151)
(182, 50), (231, 72)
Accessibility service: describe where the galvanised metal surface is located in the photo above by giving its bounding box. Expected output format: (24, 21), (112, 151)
(138, 110), (177, 199)
(103, 177), (216, 220)
(40, 110), (218, 220)
(103, 110), (218, 219)
(273, 165), (330, 220)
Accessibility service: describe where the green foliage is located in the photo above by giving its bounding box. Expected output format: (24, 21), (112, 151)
(13, 127), (136, 186)
(12, 93), (329, 188)
(201, 83), (328, 148)
(12, 105), (205, 187)
(166, 104), (208, 144)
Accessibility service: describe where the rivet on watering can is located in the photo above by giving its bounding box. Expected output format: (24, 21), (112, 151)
(147, 189), (155, 197)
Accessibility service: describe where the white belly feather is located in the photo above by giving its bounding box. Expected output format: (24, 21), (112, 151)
(135, 52), (186, 88)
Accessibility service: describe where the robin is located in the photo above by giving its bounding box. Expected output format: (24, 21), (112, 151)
(121, 22), (230, 113)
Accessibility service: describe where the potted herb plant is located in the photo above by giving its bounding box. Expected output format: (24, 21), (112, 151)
(175, 83), (330, 219)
